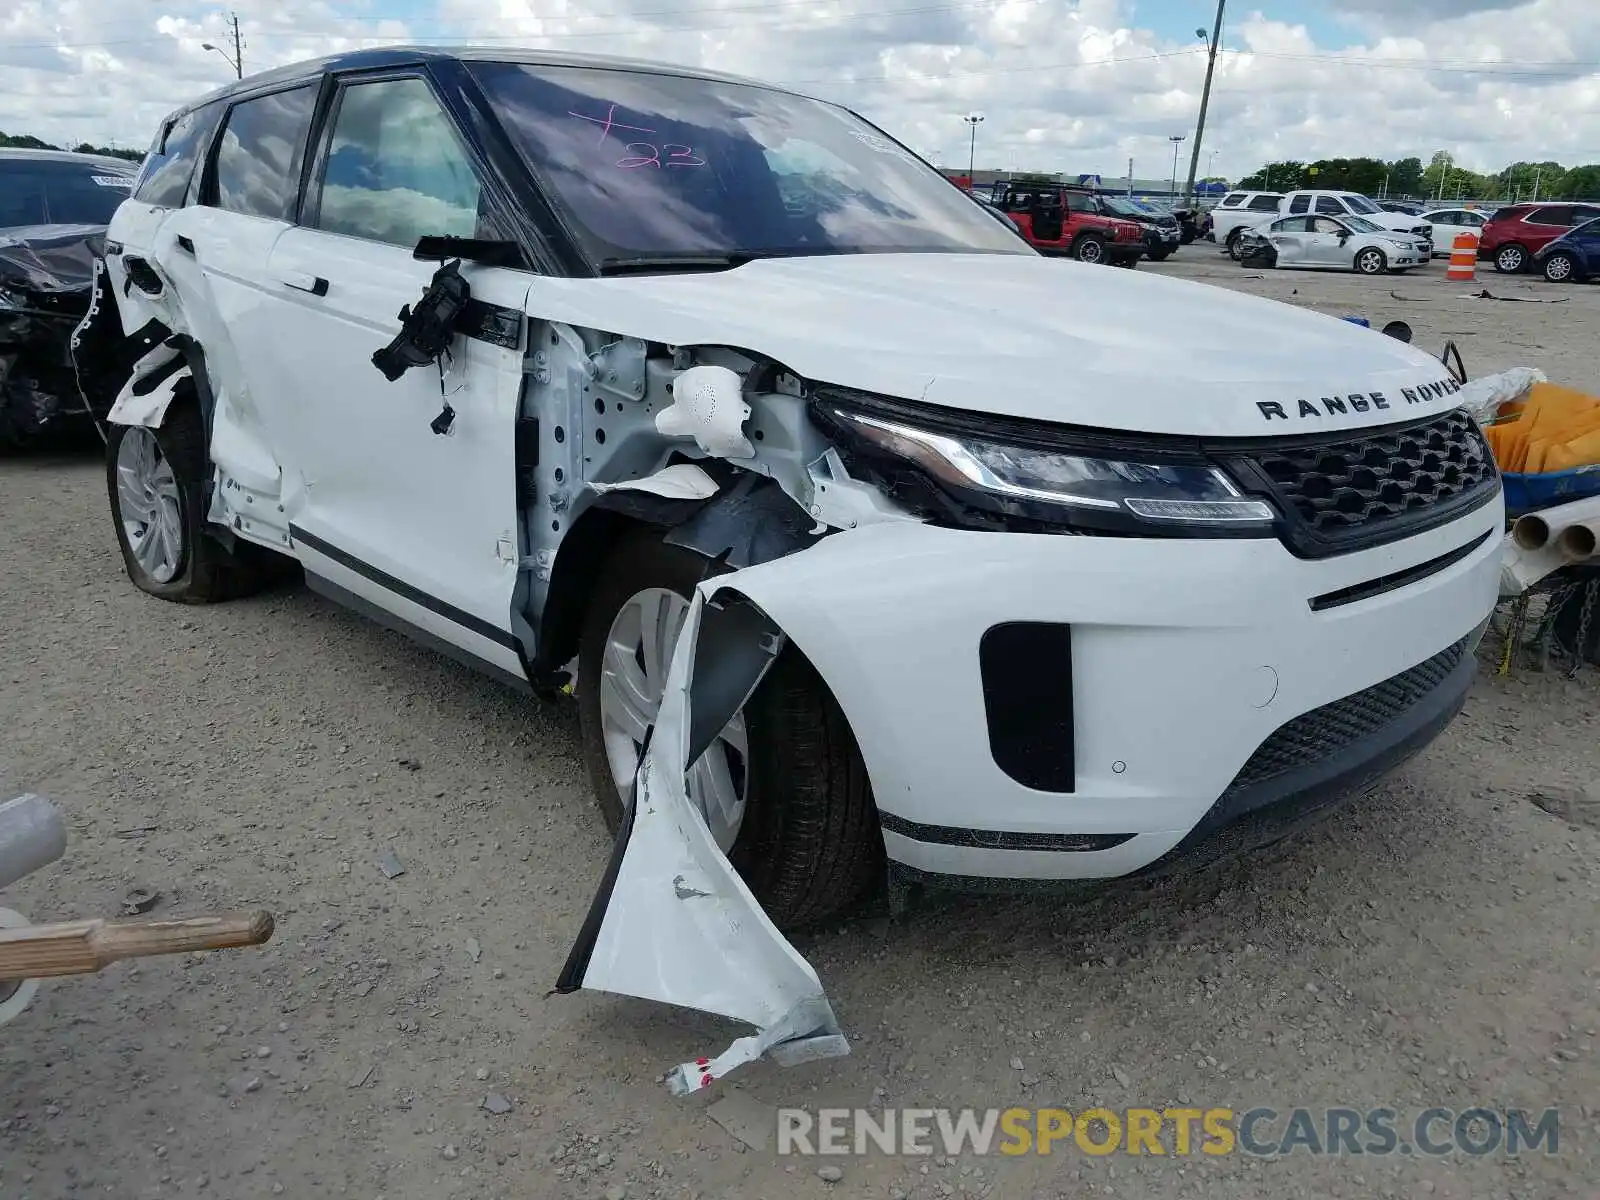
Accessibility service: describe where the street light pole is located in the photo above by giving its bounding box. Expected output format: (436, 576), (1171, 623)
(1183, 0), (1227, 204)
(202, 13), (243, 79)
(963, 114), (984, 182)
(1169, 135), (1186, 199)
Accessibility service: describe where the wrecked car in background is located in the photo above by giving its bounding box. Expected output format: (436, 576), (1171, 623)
(80, 47), (1504, 1090)
(0, 148), (135, 448)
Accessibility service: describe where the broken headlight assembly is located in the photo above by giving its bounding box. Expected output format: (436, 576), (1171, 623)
(811, 392), (1276, 536)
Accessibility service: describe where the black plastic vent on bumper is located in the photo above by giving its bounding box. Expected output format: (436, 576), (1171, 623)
(1226, 409), (1499, 557)
(979, 622), (1075, 793)
(1228, 635), (1469, 793)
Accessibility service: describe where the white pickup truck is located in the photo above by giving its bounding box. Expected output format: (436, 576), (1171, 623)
(1220, 190), (1436, 258)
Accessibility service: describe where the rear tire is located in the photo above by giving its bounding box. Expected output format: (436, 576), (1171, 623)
(577, 531), (883, 929)
(1147, 249), (1172, 262)
(106, 399), (282, 603)
(1495, 244), (1528, 274)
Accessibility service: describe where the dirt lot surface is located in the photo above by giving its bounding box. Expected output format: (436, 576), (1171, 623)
(2, 252), (1597, 1200)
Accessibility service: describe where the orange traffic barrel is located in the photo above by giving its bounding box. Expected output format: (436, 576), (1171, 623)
(1447, 232), (1478, 282)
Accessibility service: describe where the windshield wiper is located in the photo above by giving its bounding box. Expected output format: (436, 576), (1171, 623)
(597, 253), (769, 276)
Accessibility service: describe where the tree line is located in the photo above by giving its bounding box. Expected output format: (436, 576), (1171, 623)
(1235, 152), (1600, 203)
(2, 131), (143, 162)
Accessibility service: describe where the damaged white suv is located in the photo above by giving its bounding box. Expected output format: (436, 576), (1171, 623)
(84, 48), (1503, 1088)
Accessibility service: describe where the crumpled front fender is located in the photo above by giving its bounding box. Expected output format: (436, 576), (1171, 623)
(557, 581), (851, 1094)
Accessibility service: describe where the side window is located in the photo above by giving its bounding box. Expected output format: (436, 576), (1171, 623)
(212, 85), (319, 221)
(1220, 194), (1243, 208)
(1529, 206), (1570, 226)
(1574, 206), (1600, 224)
(1312, 216), (1343, 234)
(1065, 192), (1093, 213)
(1248, 194), (1281, 212)
(312, 77), (482, 248)
(134, 103), (224, 208)
(1315, 196), (1343, 215)
(1288, 195), (1310, 214)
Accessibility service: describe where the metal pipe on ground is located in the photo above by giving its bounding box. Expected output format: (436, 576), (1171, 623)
(1512, 513), (1552, 550)
(1557, 521), (1600, 562)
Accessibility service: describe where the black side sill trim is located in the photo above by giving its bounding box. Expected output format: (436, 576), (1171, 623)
(1309, 531), (1492, 612)
(290, 524), (518, 650)
(878, 811), (1134, 853)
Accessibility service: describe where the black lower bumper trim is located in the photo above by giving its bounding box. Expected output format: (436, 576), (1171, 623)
(878, 811), (1134, 854)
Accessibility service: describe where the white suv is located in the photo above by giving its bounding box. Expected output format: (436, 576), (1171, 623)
(1209, 190), (1285, 251)
(82, 48), (1504, 1088)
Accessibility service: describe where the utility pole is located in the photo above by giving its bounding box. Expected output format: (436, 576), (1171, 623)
(202, 12), (243, 79)
(1183, 0), (1226, 204)
(1127, 156), (1134, 197)
(963, 113), (984, 183)
(1168, 135), (1186, 199)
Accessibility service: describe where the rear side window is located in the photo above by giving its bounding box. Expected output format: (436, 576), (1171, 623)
(135, 102), (225, 208)
(1248, 194), (1282, 212)
(1288, 195), (1309, 214)
(1315, 197), (1343, 215)
(311, 77), (482, 248)
(0, 160), (133, 227)
(1527, 207), (1571, 226)
(1220, 194), (1243, 208)
(212, 85), (319, 221)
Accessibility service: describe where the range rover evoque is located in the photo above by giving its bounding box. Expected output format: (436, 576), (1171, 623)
(80, 47), (1504, 1087)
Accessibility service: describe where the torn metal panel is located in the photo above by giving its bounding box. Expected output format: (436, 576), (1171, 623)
(0, 224), (109, 446)
(558, 587), (848, 1094)
(589, 463), (720, 501)
(106, 338), (192, 428)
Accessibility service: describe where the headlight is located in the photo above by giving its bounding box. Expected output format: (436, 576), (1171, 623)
(815, 397), (1276, 536)
(0, 285), (23, 311)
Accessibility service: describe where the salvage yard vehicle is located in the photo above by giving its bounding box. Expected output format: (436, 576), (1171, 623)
(1100, 196), (1181, 261)
(1418, 207), (1490, 258)
(991, 176), (1145, 265)
(1534, 217), (1600, 284)
(0, 148), (136, 448)
(1209, 189), (1285, 255)
(1278, 191), (1436, 255)
(81, 47), (1505, 1089)
(1237, 213), (1430, 275)
(1478, 202), (1600, 274)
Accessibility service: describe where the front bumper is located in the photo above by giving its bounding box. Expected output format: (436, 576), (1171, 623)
(723, 497), (1503, 884)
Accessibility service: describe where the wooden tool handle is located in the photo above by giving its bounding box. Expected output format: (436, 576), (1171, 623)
(0, 911), (274, 980)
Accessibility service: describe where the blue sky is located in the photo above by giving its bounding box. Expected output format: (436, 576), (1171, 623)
(1134, 1), (1353, 46)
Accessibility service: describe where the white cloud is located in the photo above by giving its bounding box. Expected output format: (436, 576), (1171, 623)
(2, 0), (1596, 180)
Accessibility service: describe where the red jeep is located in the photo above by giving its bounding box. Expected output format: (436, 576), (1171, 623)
(992, 178), (1145, 266)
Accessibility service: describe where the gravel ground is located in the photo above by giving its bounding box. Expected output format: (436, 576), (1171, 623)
(2, 251), (1597, 1200)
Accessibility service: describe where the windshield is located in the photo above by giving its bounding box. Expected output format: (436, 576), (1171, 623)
(1104, 198), (1152, 218)
(0, 159), (133, 228)
(470, 63), (1031, 267)
(1344, 215), (1382, 234)
(1344, 195), (1382, 215)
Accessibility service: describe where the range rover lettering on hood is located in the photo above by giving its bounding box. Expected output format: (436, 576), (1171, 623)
(1257, 376), (1463, 423)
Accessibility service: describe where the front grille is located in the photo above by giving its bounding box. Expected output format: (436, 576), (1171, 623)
(1226, 636), (1469, 793)
(1229, 408), (1500, 557)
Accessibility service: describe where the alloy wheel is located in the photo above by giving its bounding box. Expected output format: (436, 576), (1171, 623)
(598, 586), (749, 850)
(114, 427), (184, 584)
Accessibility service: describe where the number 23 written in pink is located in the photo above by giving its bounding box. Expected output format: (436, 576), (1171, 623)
(618, 143), (707, 169)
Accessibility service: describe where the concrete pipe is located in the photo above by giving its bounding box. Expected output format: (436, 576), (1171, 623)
(0, 794), (67, 892)
(1557, 520), (1600, 563)
(1512, 513), (1552, 551)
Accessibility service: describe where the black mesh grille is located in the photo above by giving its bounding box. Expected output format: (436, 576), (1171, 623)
(1227, 636), (1469, 793)
(1240, 409), (1498, 556)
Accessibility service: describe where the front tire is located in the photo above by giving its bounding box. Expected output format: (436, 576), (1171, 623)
(1544, 252), (1577, 283)
(106, 401), (278, 603)
(1495, 244), (1528, 273)
(1355, 247), (1388, 276)
(1147, 249), (1171, 262)
(577, 531), (883, 929)
(1071, 235), (1106, 264)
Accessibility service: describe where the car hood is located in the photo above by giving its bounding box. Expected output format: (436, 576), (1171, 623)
(0, 223), (107, 297)
(528, 252), (1466, 437)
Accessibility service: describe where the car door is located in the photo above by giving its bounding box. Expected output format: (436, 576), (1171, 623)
(255, 70), (534, 680)
(1428, 210), (1466, 254)
(1575, 218), (1600, 273)
(1265, 215), (1310, 264)
(1305, 216), (1349, 266)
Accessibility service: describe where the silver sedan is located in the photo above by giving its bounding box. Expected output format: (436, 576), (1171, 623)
(1238, 213), (1429, 275)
